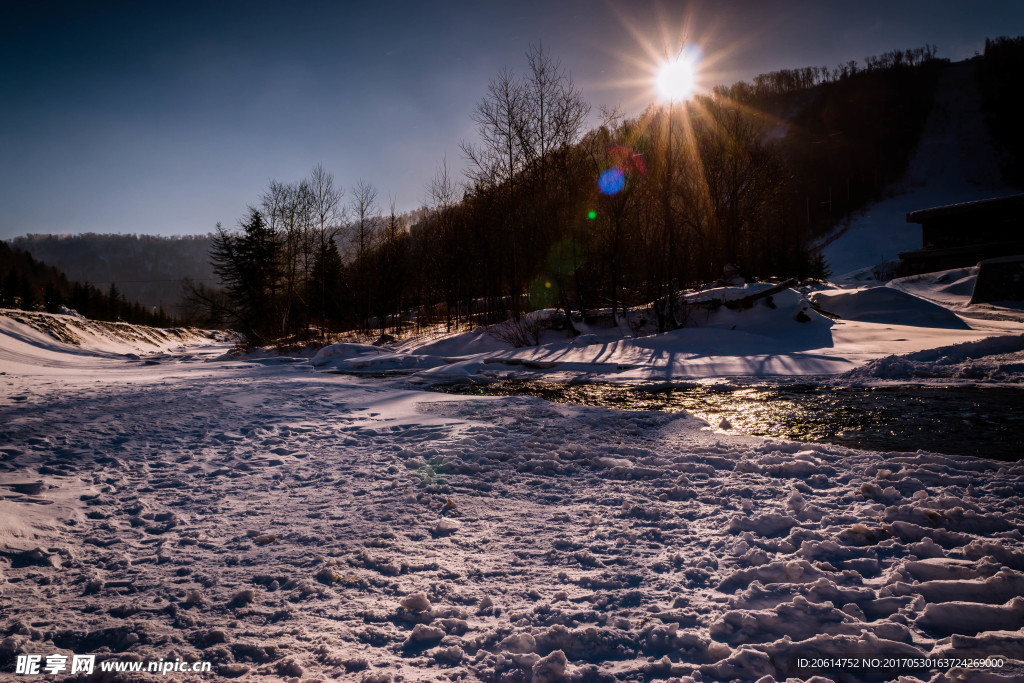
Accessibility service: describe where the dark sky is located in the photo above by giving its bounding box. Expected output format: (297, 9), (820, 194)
(2, 0), (1022, 239)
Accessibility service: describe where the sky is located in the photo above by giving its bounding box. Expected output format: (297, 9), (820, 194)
(2, 0), (1022, 239)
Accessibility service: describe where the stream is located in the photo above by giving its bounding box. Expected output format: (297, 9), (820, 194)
(433, 380), (1024, 461)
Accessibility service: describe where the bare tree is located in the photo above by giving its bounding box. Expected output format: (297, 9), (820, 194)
(462, 67), (526, 189)
(518, 42), (590, 182)
(350, 180), (379, 263)
(349, 180), (379, 329)
(307, 164), (345, 332)
(427, 157), (463, 328)
(308, 163), (345, 241)
(376, 196), (408, 335)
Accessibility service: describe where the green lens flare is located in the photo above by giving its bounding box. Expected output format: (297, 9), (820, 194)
(587, 210), (597, 220)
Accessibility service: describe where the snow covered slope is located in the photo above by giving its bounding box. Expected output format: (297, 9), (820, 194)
(0, 309), (224, 375)
(821, 62), (1010, 279)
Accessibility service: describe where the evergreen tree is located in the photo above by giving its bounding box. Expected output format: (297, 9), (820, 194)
(307, 237), (344, 331)
(210, 209), (283, 342)
(808, 252), (832, 280)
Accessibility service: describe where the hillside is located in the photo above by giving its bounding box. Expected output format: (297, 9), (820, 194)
(819, 61), (1010, 278)
(9, 233), (214, 317)
(0, 241), (176, 327)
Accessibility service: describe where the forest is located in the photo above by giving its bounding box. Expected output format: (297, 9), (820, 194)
(0, 241), (175, 327)
(203, 43), (968, 344)
(9, 233), (214, 317)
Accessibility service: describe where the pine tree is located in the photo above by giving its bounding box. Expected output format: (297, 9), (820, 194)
(308, 237), (343, 332)
(808, 252), (832, 280)
(210, 209), (282, 343)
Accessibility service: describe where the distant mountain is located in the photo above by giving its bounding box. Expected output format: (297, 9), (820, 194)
(9, 233), (214, 317)
(0, 241), (175, 327)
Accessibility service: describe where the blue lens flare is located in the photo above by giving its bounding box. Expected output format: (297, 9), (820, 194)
(681, 44), (704, 66)
(598, 168), (625, 195)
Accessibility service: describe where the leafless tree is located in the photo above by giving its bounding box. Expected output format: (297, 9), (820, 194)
(462, 67), (526, 189)
(349, 179), (380, 329)
(309, 163), (345, 242)
(518, 42), (590, 182)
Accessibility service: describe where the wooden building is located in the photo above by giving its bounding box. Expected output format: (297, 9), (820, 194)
(898, 193), (1024, 275)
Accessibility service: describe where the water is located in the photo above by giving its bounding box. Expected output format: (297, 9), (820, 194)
(433, 381), (1024, 461)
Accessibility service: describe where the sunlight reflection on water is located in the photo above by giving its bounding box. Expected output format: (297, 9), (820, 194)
(434, 381), (1024, 461)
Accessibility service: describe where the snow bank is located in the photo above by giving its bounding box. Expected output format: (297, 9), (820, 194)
(298, 281), (1023, 383)
(812, 286), (970, 328)
(891, 267), (980, 308)
(845, 333), (1024, 382)
(0, 309), (215, 359)
(311, 342), (449, 374)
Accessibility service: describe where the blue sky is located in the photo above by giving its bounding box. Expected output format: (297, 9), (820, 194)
(2, 0), (1022, 238)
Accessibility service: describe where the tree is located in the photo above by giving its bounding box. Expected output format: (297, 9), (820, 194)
(307, 164), (345, 332)
(308, 235), (344, 329)
(375, 197), (408, 335)
(426, 158), (462, 329)
(349, 179), (380, 330)
(461, 44), (591, 320)
(209, 209), (282, 343)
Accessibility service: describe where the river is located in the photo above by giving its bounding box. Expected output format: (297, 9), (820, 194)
(433, 381), (1024, 461)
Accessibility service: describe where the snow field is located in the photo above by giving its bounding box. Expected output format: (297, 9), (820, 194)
(2, 351), (1023, 681)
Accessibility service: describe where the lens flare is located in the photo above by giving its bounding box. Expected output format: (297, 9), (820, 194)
(598, 168), (626, 195)
(657, 53), (695, 101)
(587, 210), (597, 220)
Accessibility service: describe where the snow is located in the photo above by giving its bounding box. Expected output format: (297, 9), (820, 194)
(1, 297), (1023, 681)
(0, 309), (222, 377)
(299, 280), (1024, 385)
(812, 287), (970, 329)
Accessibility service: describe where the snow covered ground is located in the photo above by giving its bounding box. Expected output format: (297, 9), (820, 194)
(1, 287), (1023, 682)
(300, 278), (1024, 386)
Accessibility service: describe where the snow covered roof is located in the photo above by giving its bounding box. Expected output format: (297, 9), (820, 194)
(906, 192), (1024, 223)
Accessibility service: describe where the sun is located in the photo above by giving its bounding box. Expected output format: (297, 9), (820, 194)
(657, 55), (696, 102)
